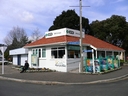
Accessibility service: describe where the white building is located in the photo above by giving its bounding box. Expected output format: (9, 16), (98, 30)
(22, 28), (125, 72)
(9, 48), (28, 66)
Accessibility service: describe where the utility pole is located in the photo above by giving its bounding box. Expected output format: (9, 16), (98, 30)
(79, 0), (83, 72)
(70, 0), (90, 72)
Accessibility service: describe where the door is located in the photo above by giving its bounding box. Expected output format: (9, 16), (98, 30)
(17, 55), (21, 65)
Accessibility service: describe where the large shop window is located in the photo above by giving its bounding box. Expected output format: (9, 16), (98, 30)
(67, 45), (80, 58)
(51, 47), (65, 58)
(32, 48), (46, 58)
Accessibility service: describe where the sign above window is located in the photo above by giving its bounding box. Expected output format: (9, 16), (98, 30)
(45, 28), (85, 38)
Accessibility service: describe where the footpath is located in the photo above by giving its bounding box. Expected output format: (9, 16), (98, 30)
(0, 65), (128, 85)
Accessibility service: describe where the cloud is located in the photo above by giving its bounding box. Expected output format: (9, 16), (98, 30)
(116, 6), (128, 12)
(84, 11), (111, 23)
(0, 0), (128, 44)
(19, 11), (34, 22)
(111, 0), (124, 4)
(85, 0), (105, 6)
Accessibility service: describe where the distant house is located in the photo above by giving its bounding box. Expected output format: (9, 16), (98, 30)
(9, 48), (28, 66)
(21, 28), (125, 72)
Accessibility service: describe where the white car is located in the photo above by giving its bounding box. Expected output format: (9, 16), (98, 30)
(0, 57), (8, 65)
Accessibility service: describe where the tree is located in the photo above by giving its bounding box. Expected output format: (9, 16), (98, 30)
(4, 26), (28, 47)
(4, 26), (29, 59)
(90, 15), (128, 54)
(31, 28), (42, 41)
(90, 15), (127, 46)
(121, 22), (128, 54)
(49, 9), (93, 35)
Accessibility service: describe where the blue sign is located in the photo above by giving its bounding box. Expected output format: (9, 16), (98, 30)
(83, 50), (93, 52)
(67, 41), (79, 45)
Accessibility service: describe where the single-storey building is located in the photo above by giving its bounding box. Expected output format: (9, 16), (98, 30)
(9, 48), (28, 66)
(22, 28), (125, 72)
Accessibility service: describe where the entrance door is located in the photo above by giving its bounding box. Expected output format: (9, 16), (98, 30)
(17, 55), (21, 65)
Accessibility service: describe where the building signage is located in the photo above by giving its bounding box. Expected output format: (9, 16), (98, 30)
(45, 28), (66, 38)
(83, 50), (93, 53)
(66, 29), (85, 38)
(45, 32), (53, 36)
(45, 28), (85, 38)
(66, 30), (74, 34)
(55, 60), (66, 67)
(67, 41), (79, 45)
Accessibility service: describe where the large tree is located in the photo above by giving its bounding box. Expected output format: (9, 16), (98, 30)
(121, 22), (128, 54)
(90, 15), (127, 46)
(4, 26), (29, 59)
(4, 26), (28, 47)
(49, 9), (92, 35)
(90, 15), (128, 54)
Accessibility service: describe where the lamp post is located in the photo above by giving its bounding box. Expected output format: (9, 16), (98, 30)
(0, 44), (7, 74)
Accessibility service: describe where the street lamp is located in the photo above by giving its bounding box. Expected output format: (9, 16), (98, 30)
(0, 44), (7, 74)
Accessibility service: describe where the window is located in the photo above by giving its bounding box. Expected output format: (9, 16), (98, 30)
(51, 47), (65, 58)
(42, 49), (46, 57)
(32, 48), (46, 58)
(67, 45), (80, 58)
(36, 49), (38, 54)
(32, 50), (35, 54)
(32, 49), (37, 55)
(38, 49), (41, 57)
(68, 50), (80, 58)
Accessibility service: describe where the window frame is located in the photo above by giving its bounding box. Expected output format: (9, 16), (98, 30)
(32, 48), (46, 58)
(51, 47), (65, 59)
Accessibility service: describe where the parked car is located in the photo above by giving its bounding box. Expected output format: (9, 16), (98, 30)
(0, 57), (8, 65)
(0, 60), (8, 65)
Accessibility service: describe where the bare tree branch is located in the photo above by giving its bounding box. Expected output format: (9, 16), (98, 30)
(4, 26), (28, 47)
(31, 28), (42, 41)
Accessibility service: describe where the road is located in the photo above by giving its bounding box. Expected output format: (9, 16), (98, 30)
(0, 78), (128, 96)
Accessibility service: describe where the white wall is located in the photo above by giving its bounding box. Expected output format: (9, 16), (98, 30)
(67, 58), (80, 71)
(12, 54), (28, 66)
(10, 48), (28, 55)
(27, 45), (88, 72)
(39, 58), (67, 72)
(12, 55), (17, 65)
(28, 46), (67, 72)
(21, 54), (28, 66)
(39, 46), (67, 72)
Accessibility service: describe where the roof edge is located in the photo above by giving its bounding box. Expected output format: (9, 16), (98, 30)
(24, 42), (67, 48)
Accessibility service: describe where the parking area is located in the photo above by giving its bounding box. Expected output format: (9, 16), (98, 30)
(0, 64), (19, 74)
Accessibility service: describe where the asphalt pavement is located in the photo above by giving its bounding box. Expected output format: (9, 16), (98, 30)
(0, 64), (128, 85)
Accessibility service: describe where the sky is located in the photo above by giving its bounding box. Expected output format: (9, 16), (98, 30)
(0, 0), (128, 44)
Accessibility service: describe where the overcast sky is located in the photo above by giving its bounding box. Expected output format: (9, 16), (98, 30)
(0, 0), (128, 44)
